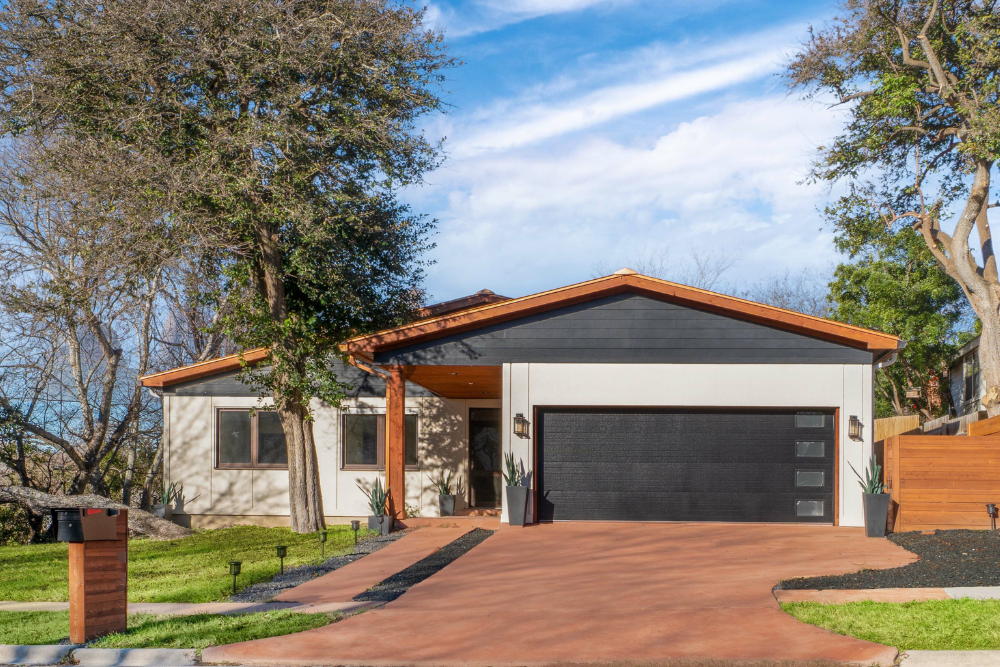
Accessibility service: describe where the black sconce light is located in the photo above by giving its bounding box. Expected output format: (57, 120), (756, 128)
(513, 413), (530, 439)
(318, 530), (328, 558)
(229, 560), (242, 595)
(350, 520), (360, 546)
(276, 545), (287, 574)
(988, 503), (998, 531)
(848, 415), (864, 442)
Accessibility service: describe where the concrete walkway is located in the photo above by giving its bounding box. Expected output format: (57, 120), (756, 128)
(0, 600), (377, 615)
(775, 586), (1000, 604)
(204, 522), (915, 667)
(902, 650), (1000, 666)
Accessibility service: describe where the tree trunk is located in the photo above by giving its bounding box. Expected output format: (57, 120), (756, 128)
(277, 398), (325, 533)
(978, 303), (1000, 417)
(139, 444), (163, 511)
(121, 442), (137, 507)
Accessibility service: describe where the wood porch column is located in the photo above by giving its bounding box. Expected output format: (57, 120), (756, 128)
(385, 365), (406, 519)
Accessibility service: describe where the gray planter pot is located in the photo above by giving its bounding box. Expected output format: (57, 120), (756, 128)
(438, 494), (456, 517)
(368, 514), (394, 536)
(151, 504), (169, 520)
(506, 485), (529, 527)
(863, 493), (891, 537)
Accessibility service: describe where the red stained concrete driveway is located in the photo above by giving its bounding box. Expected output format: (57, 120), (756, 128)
(204, 523), (915, 666)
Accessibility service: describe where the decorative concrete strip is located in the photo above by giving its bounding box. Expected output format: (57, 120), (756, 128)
(774, 588), (950, 603)
(0, 600), (380, 617)
(0, 602), (68, 612)
(945, 586), (1000, 600)
(73, 648), (196, 667)
(0, 644), (77, 665)
(902, 649), (1000, 666)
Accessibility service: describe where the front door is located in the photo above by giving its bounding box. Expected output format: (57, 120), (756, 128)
(469, 408), (502, 508)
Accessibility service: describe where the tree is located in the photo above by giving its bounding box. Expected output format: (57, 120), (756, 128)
(788, 0), (1000, 415)
(829, 227), (971, 418)
(0, 0), (452, 531)
(735, 269), (833, 317)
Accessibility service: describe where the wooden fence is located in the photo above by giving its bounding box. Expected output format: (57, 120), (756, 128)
(874, 415), (921, 442)
(884, 434), (1000, 531)
(968, 414), (1000, 436)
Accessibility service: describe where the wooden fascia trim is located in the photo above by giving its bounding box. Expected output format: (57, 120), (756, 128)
(140, 348), (270, 388)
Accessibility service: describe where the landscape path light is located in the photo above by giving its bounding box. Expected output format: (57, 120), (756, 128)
(351, 519), (360, 546)
(318, 530), (328, 557)
(988, 503), (997, 530)
(229, 561), (242, 595)
(276, 545), (287, 574)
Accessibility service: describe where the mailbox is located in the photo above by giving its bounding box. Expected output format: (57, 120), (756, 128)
(54, 508), (120, 542)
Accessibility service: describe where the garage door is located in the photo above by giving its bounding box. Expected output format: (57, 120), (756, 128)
(536, 408), (835, 523)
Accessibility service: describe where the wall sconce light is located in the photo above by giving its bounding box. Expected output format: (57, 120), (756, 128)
(848, 415), (864, 442)
(513, 413), (530, 439)
(987, 503), (997, 530)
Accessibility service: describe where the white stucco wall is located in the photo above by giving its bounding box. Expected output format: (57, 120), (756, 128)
(499, 363), (874, 527)
(163, 393), (499, 525)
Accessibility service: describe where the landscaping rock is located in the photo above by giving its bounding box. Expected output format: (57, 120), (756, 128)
(73, 648), (196, 667)
(228, 531), (406, 603)
(779, 529), (1000, 589)
(0, 644), (77, 665)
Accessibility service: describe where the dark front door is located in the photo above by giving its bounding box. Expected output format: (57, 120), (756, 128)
(469, 408), (502, 508)
(537, 408), (835, 523)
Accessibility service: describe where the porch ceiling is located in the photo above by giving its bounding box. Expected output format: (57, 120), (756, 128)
(403, 365), (501, 399)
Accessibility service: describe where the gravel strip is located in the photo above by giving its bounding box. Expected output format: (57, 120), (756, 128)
(353, 528), (494, 603)
(778, 529), (1000, 590)
(228, 531), (407, 603)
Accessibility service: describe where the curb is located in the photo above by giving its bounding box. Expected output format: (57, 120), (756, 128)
(73, 649), (197, 667)
(0, 645), (78, 666)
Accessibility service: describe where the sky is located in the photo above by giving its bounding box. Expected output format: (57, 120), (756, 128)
(406, 0), (848, 302)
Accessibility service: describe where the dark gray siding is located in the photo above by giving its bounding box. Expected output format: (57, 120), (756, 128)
(162, 361), (436, 397)
(373, 293), (873, 365)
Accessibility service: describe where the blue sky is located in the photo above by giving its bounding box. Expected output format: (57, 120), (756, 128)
(407, 0), (848, 302)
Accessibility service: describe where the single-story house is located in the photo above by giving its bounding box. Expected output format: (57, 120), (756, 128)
(141, 270), (902, 528)
(949, 335), (982, 416)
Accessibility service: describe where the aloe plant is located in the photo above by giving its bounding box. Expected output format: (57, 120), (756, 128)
(502, 452), (522, 487)
(358, 477), (390, 516)
(433, 471), (456, 495)
(849, 454), (886, 495)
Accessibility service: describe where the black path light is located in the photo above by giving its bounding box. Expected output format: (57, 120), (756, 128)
(351, 520), (360, 546)
(276, 545), (288, 574)
(988, 504), (998, 530)
(318, 530), (328, 558)
(229, 561), (242, 595)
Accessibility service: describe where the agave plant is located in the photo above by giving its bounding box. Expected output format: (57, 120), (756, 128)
(502, 452), (522, 487)
(433, 470), (456, 495)
(849, 454), (886, 495)
(358, 477), (390, 516)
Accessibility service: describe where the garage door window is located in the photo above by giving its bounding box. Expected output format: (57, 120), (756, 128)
(795, 412), (826, 428)
(795, 470), (825, 487)
(795, 500), (825, 517)
(796, 441), (825, 458)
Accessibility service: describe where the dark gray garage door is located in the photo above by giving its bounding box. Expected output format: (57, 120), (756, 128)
(536, 408), (835, 523)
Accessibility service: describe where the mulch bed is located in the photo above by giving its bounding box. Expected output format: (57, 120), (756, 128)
(353, 528), (494, 603)
(229, 530), (407, 603)
(778, 529), (1000, 590)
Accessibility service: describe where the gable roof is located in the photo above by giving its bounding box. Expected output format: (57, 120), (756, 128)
(344, 272), (902, 360)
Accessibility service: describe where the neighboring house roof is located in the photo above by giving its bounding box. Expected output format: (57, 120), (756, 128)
(140, 290), (508, 388)
(344, 270), (903, 361)
(952, 335), (981, 365)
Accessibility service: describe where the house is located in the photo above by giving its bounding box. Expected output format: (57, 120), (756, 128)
(140, 270), (902, 528)
(949, 335), (982, 416)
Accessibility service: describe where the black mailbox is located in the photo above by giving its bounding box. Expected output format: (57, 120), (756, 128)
(54, 508), (120, 542)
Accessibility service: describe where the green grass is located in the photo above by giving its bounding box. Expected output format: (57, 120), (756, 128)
(0, 525), (372, 603)
(783, 599), (1000, 650)
(0, 610), (337, 648)
(0, 611), (71, 645)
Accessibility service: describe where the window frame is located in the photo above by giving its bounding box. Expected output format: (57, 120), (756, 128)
(215, 408), (288, 470)
(340, 413), (419, 471)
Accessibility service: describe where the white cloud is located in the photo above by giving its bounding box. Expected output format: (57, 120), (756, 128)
(425, 0), (632, 37)
(413, 96), (848, 300)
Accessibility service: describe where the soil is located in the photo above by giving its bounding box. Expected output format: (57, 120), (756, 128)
(228, 530), (407, 602)
(778, 529), (1000, 590)
(353, 528), (494, 603)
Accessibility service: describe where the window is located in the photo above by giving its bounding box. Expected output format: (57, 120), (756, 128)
(795, 500), (825, 517)
(795, 470), (825, 487)
(795, 412), (825, 428)
(965, 353), (981, 403)
(216, 409), (287, 469)
(342, 414), (418, 469)
(795, 441), (825, 458)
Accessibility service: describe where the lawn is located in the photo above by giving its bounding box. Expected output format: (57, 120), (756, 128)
(0, 525), (370, 603)
(0, 610), (337, 648)
(783, 599), (1000, 650)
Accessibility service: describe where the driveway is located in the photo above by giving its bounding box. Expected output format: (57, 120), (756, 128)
(204, 522), (915, 666)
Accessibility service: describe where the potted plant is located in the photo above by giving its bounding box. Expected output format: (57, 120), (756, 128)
(151, 482), (179, 521)
(433, 471), (458, 517)
(358, 478), (393, 535)
(850, 453), (890, 538)
(503, 452), (530, 527)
